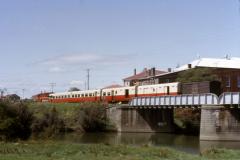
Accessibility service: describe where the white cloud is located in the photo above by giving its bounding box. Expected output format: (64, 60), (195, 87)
(40, 53), (101, 66)
(70, 80), (84, 86)
(49, 66), (65, 73)
(37, 53), (131, 67)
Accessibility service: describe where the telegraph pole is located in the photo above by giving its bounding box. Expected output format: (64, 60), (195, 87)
(87, 69), (90, 90)
(0, 88), (7, 98)
(22, 89), (25, 99)
(49, 83), (56, 93)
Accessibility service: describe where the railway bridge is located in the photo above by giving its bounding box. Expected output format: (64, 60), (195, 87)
(107, 92), (240, 141)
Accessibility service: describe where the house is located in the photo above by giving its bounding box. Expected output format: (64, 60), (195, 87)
(123, 68), (167, 86)
(5, 94), (21, 102)
(123, 57), (240, 92)
(32, 92), (52, 102)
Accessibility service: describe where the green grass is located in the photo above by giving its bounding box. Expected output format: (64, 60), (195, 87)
(0, 141), (240, 160)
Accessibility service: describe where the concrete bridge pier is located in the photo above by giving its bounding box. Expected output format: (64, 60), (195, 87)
(200, 105), (240, 141)
(107, 106), (174, 133)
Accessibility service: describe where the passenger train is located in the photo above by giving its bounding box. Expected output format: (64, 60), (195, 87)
(49, 82), (180, 103)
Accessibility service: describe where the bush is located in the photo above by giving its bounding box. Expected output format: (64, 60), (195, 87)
(0, 102), (33, 140)
(74, 103), (109, 132)
(176, 68), (219, 83)
(31, 107), (65, 138)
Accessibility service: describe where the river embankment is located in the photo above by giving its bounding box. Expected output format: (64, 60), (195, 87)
(1, 141), (240, 160)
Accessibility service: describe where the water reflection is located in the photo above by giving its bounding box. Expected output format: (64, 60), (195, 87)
(57, 132), (240, 154)
(58, 132), (199, 154)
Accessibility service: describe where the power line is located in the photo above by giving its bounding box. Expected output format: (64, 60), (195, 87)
(49, 83), (56, 93)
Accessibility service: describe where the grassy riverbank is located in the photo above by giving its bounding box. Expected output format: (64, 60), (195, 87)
(0, 141), (240, 160)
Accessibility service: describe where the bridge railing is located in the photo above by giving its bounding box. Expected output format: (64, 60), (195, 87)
(219, 92), (240, 105)
(129, 92), (240, 107)
(129, 93), (219, 107)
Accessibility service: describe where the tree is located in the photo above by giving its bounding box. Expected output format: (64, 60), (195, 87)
(68, 87), (80, 92)
(176, 68), (219, 83)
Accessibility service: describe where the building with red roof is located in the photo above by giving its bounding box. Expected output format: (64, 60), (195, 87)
(123, 67), (167, 86)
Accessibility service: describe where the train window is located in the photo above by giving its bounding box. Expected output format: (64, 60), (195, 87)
(89, 93), (92, 97)
(78, 94), (80, 97)
(68, 95), (70, 98)
(81, 94), (84, 97)
(115, 91), (117, 94)
(107, 92), (111, 96)
(85, 93), (88, 97)
(103, 92), (106, 96)
(64, 95), (67, 98)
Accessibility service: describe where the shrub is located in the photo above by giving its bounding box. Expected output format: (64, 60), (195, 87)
(31, 107), (65, 138)
(74, 103), (109, 132)
(0, 102), (33, 140)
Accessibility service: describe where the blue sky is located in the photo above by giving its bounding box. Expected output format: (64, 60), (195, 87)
(0, 0), (240, 98)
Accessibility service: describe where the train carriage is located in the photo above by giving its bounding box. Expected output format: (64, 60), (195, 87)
(48, 82), (181, 103)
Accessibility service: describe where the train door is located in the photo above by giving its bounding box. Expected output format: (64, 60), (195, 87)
(125, 89), (129, 98)
(100, 89), (103, 101)
(135, 86), (138, 97)
(95, 91), (98, 101)
(164, 86), (170, 95)
(111, 90), (114, 102)
(153, 87), (157, 96)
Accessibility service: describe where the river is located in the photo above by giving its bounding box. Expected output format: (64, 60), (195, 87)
(56, 132), (240, 154)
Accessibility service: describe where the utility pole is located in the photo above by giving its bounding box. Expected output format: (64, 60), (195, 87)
(0, 88), (7, 98)
(84, 81), (87, 90)
(87, 69), (90, 90)
(49, 83), (56, 93)
(0, 89), (4, 98)
(22, 89), (25, 100)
